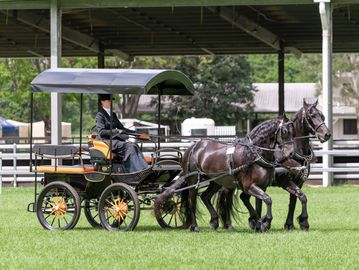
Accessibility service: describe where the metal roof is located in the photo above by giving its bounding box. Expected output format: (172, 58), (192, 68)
(253, 83), (317, 112)
(1, 1), (359, 57)
(30, 68), (194, 95)
(251, 82), (356, 116)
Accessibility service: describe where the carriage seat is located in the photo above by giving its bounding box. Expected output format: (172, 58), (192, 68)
(33, 144), (79, 157)
(35, 165), (95, 174)
(88, 139), (113, 160)
(87, 137), (153, 164)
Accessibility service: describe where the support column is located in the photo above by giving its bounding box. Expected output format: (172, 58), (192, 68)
(278, 48), (285, 116)
(50, 0), (62, 145)
(97, 48), (105, 111)
(317, 0), (333, 186)
(97, 47), (105, 69)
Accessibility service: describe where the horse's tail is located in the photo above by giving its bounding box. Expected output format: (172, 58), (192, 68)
(179, 180), (191, 228)
(216, 187), (240, 226)
(154, 174), (188, 227)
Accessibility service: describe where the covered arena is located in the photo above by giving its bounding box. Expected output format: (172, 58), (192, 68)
(1, 0), (359, 185)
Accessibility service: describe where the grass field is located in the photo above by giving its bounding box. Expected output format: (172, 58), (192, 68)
(0, 185), (358, 270)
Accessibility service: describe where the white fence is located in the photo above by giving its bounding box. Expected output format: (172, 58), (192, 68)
(1, 140), (359, 193)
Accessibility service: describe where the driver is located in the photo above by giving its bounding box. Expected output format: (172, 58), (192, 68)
(95, 94), (148, 173)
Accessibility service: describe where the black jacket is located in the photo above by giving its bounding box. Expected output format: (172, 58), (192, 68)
(95, 108), (135, 140)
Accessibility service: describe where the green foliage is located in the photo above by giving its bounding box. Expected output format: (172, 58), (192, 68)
(167, 55), (255, 126)
(0, 59), (50, 123)
(246, 54), (321, 83)
(0, 186), (358, 269)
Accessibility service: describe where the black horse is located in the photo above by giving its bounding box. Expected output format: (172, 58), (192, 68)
(217, 100), (331, 231)
(155, 115), (295, 232)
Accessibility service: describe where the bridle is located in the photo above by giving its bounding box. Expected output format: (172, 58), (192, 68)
(240, 119), (294, 167)
(302, 106), (327, 138)
(271, 120), (294, 149)
(244, 119), (294, 151)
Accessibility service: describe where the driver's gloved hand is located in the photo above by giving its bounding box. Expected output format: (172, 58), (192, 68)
(118, 133), (129, 140)
(115, 129), (129, 140)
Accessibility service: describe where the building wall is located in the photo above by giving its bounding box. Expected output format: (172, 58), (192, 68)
(334, 118), (358, 140)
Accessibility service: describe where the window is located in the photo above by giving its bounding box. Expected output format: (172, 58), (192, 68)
(191, 129), (207, 136)
(343, 119), (357, 135)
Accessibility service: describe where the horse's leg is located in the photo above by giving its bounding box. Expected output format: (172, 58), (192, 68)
(223, 188), (235, 230)
(294, 182), (309, 230)
(188, 188), (200, 232)
(200, 182), (221, 230)
(296, 183), (309, 230)
(247, 184), (273, 232)
(281, 180), (309, 230)
(284, 193), (297, 230)
(255, 197), (263, 219)
(239, 192), (258, 230)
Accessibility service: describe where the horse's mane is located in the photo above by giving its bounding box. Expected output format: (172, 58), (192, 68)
(292, 108), (303, 123)
(247, 116), (283, 145)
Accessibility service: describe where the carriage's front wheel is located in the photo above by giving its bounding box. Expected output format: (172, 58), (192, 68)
(36, 181), (81, 230)
(155, 194), (184, 229)
(98, 183), (140, 231)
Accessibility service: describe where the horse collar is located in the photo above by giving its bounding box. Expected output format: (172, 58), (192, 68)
(293, 147), (314, 163)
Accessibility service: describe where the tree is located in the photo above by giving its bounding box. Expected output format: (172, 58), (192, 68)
(166, 55), (255, 128)
(246, 54), (322, 83)
(0, 58), (50, 127)
(332, 54), (359, 136)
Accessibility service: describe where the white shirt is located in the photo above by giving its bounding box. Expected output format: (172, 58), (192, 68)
(103, 107), (111, 116)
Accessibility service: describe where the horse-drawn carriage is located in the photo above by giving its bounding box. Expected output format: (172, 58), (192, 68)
(28, 68), (194, 231)
(28, 68), (331, 233)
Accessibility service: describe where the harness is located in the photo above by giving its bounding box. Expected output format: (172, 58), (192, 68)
(177, 119), (294, 192)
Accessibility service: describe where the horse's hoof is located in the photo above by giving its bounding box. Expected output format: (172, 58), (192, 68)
(210, 219), (219, 230)
(284, 223), (295, 230)
(260, 218), (271, 231)
(224, 224), (234, 231)
(248, 218), (257, 231)
(297, 216), (309, 231)
(190, 226), (200, 233)
(255, 220), (264, 232)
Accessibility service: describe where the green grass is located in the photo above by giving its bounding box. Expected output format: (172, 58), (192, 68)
(0, 186), (358, 270)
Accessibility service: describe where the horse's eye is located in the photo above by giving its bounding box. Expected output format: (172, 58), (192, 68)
(282, 129), (288, 137)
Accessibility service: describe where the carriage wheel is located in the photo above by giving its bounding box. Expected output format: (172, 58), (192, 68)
(36, 181), (81, 230)
(98, 183), (140, 232)
(84, 198), (101, 228)
(155, 194), (184, 229)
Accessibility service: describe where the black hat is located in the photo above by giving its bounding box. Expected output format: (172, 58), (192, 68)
(98, 94), (115, 101)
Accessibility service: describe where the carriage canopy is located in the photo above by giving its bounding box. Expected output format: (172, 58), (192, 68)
(30, 68), (194, 95)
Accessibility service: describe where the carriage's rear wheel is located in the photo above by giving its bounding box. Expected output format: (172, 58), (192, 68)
(155, 194), (184, 229)
(36, 181), (81, 230)
(84, 198), (101, 228)
(98, 183), (140, 231)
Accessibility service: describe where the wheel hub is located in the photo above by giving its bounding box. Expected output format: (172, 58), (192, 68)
(50, 198), (67, 218)
(164, 199), (180, 215)
(110, 198), (128, 221)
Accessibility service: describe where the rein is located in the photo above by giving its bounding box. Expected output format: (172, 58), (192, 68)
(294, 135), (315, 140)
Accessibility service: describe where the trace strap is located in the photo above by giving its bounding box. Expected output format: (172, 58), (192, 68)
(172, 163), (250, 193)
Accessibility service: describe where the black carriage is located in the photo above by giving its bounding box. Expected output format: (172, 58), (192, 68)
(27, 68), (193, 231)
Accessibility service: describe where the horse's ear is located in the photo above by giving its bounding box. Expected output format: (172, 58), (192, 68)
(313, 99), (318, 107)
(303, 98), (309, 111)
(282, 113), (288, 120)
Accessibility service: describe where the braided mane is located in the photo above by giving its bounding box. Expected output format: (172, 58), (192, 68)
(247, 116), (283, 147)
